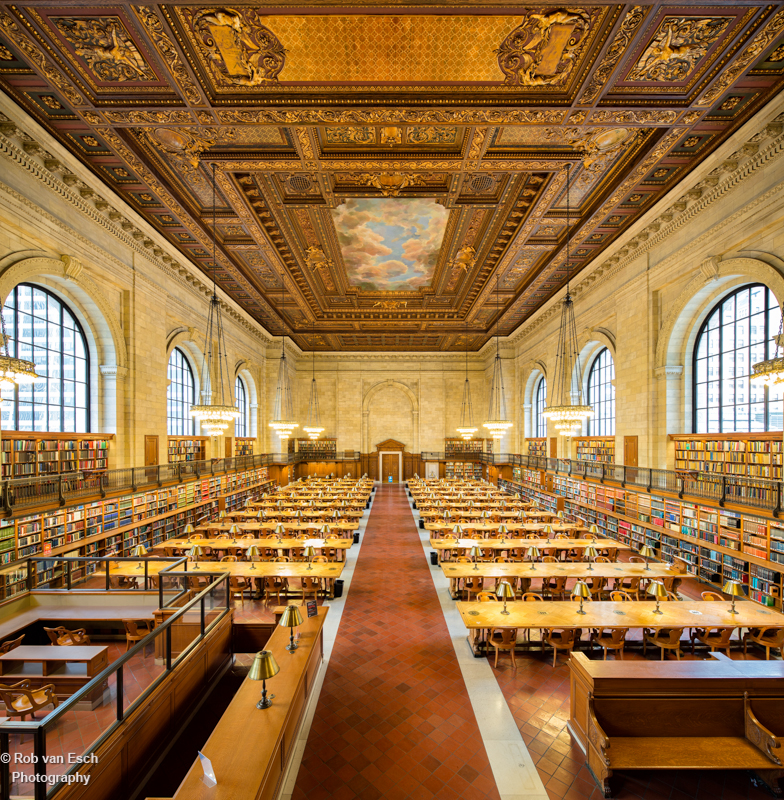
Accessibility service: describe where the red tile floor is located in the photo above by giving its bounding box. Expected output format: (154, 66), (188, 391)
(292, 483), (502, 800)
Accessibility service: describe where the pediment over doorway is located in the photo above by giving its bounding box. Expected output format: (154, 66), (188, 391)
(375, 439), (406, 451)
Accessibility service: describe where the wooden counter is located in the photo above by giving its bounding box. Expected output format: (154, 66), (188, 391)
(159, 607), (327, 800)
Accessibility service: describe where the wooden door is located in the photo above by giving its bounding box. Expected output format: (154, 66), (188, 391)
(381, 454), (400, 483)
(550, 437), (557, 459)
(624, 436), (638, 467)
(144, 435), (158, 466)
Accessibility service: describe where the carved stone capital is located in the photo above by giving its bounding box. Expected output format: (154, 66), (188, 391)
(100, 364), (129, 381)
(700, 255), (721, 282)
(60, 254), (84, 281)
(654, 365), (684, 381)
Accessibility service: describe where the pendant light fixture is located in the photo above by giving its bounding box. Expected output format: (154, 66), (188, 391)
(303, 327), (324, 440)
(751, 310), (784, 388)
(456, 331), (478, 440)
(190, 164), (240, 435)
(483, 275), (513, 441)
(268, 268), (298, 441)
(542, 163), (593, 435)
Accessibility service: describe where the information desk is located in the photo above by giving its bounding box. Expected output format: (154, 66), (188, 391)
(160, 607), (327, 800)
(568, 651), (784, 797)
(456, 600), (784, 656)
(0, 645), (109, 706)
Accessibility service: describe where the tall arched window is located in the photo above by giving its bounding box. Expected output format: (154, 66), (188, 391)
(1, 284), (89, 432)
(167, 348), (195, 435)
(534, 377), (547, 438)
(235, 375), (248, 438)
(588, 348), (615, 436)
(694, 284), (782, 433)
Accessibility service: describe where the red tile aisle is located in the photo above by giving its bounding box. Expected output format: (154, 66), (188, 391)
(291, 484), (501, 800)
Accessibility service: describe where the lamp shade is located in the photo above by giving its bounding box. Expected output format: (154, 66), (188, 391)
(542, 525), (554, 534)
(274, 524), (286, 535)
(249, 650), (280, 681)
(303, 546), (316, 559)
(187, 545), (203, 560)
(280, 604), (304, 629)
(526, 546), (540, 560)
(496, 580), (515, 600)
(319, 524), (330, 535)
(647, 580), (668, 599)
(556, 511), (565, 519)
(228, 524), (241, 535)
(722, 579), (745, 597)
(498, 524), (509, 534)
(131, 545), (147, 558)
(183, 524), (195, 536)
(451, 524), (464, 535)
(572, 580), (590, 599)
(588, 524), (599, 534)
(245, 545), (260, 559)
(584, 545), (598, 559)
(218, 510), (227, 520)
(639, 545), (656, 560)
(469, 546), (483, 559)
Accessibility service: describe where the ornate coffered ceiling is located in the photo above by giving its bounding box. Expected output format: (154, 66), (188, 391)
(0, 3), (783, 351)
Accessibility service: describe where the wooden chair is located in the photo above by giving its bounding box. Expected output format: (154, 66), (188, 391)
(543, 575), (568, 600)
(463, 575), (484, 601)
(123, 619), (153, 653)
(0, 635), (24, 654)
(587, 575), (607, 601)
(643, 627), (685, 660)
(476, 591), (497, 602)
(220, 555), (238, 562)
(612, 575), (641, 601)
(701, 591), (724, 601)
(264, 575), (287, 606)
(44, 626), (90, 646)
(609, 591), (633, 602)
(690, 626), (735, 656)
(743, 627), (784, 660)
(297, 576), (322, 604)
(590, 628), (628, 660)
(542, 628), (579, 667)
(488, 628), (518, 668)
(520, 592), (543, 641)
(0, 680), (58, 721)
(628, 556), (645, 563)
(229, 576), (249, 607)
(595, 556), (611, 563)
(274, 556), (291, 562)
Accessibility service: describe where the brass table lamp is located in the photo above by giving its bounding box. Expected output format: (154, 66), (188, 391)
(588, 524), (600, 536)
(274, 523), (286, 543)
(218, 510), (227, 521)
(584, 545), (598, 571)
(246, 545), (260, 569)
(639, 544), (656, 570)
(182, 523), (195, 539)
(469, 546), (482, 570)
(722, 579), (745, 614)
(526, 546), (540, 570)
(228, 524), (241, 544)
(572, 580), (590, 615)
(280, 604), (304, 652)
(319, 524), (330, 536)
(498, 524), (509, 543)
(496, 580), (515, 615)
(304, 546), (316, 570)
(131, 544), (147, 569)
(249, 650), (280, 709)
(647, 579), (667, 614)
(451, 524), (464, 536)
(187, 545), (203, 569)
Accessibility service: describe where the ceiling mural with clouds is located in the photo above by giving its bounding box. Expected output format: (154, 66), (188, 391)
(333, 198), (449, 292)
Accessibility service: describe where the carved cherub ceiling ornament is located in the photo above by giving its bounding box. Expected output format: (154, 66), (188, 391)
(448, 246), (477, 273)
(190, 7), (285, 86)
(496, 8), (592, 86)
(355, 172), (426, 197)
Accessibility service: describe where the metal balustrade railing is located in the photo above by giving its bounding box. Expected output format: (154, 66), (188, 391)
(419, 451), (784, 515)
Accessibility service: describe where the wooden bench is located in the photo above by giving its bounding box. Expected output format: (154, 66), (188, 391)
(569, 652), (784, 797)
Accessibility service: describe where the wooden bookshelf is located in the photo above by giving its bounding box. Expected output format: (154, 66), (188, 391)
(167, 436), (208, 464)
(671, 433), (783, 480)
(575, 436), (615, 464)
(445, 461), (484, 480)
(0, 464), (273, 596)
(235, 438), (254, 457)
(0, 432), (113, 478)
(499, 471), (784, 610)
(297, 438), (337, 459)
(444, 438), (492, 456)
(527, 438), (546, 457)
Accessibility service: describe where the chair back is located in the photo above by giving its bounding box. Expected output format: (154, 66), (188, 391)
(476, 592), (497, 602)
(492, 628), (518, 646)
(521, 593), (542, 602)
(0, 635), (24, 654)
(221, 556), (238, 562)
(609, 591), (632, 602)
(123, 619), (142, 637)
(701, 591), (724, 601)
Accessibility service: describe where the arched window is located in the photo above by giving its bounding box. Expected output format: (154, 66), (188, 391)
(588, 348), (615, 436)
(235, 375), (248, 438)
(167, 348), (195, 435)
(534, 377), (547, 438)
(1, 284), (89, 432)
(694, 284), (782, 433)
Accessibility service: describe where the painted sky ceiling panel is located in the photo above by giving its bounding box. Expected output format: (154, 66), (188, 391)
(0, 3), (782, 350)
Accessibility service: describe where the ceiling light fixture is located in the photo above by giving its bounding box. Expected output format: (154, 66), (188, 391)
(269, 264), (298, 441)
(303, 325), (324, 440)
(751, 309), (784, 388)
(190, 163), (240, 436)
(483, 275), (513, 442)
(542, 163), (593, 435)
(456, 329), (478, 440)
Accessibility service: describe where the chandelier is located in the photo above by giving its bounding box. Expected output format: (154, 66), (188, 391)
(542, 163), (593, 436)
(190, 164), (239, 436)
(751, 312), (784, 388)
(483, 275), (513, 441)
(269, 267), (298, 441)
(456, 331), (478, 440)
(302, 335), (324, 440)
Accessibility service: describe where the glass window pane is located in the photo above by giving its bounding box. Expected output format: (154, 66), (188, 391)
(168, 348), (195, 435)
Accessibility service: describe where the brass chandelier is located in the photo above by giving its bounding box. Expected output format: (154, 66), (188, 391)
(190, 164), (239, 435)
(751, 311), (784, 388)
(483, 275), (513, 441)
(542, 163), (594, 435)
(456, 331), (478, 440)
